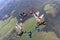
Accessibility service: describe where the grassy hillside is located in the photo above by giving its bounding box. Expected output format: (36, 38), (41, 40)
(0, 17), (18, 40)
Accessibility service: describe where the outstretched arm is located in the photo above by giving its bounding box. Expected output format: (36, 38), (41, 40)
(39, 14), (44, 19)
(32, 13), (37, 19)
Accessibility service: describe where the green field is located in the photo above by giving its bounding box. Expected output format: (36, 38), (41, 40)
(17, 17), (59, 40)
(0, 17), (18, 40)
(0, 17), (59, 40)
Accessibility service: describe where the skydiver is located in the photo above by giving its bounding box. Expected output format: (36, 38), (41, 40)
(18, 29), (26, 37)
(37, 21), (46, 26)
(32, 11), (46, 26)
(18, 30), (24, 37)
(28, 31), (32, 38)
(29, 8), (45, 23)
(15, 23), (23, 30)
(35, 26), (43, 32)
(20, 12), (28, 19)
(29, 8), (34, 14)
(35, 21), (46, 32)
(37, 29), (43, 32)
